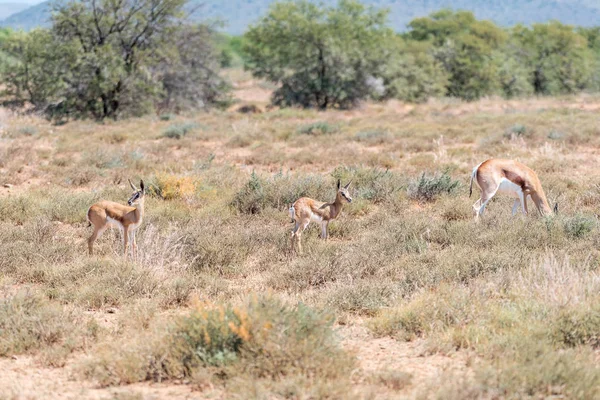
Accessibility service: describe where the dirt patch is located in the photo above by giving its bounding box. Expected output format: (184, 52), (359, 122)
(0, 355), (220, 400)
(340, 322), (471, 398)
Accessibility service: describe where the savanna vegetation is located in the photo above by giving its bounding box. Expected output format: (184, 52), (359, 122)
(1, 83), (600, 396)
(1, 0), (600, 398)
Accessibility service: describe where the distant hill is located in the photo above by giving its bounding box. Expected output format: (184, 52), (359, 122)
(0, 2), (35, 21)
(1, 1), (50, 31)
(2, 0), (600, 34)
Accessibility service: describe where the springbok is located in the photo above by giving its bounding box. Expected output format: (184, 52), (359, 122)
(289, 179), (352, 253)
(470, 159), (556, 219)
(87, 179), (146, 258)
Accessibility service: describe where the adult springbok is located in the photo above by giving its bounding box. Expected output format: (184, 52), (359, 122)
(289, 179), (353, 253)
(87, 179), (145, 258)
(470, 159), (556, 219)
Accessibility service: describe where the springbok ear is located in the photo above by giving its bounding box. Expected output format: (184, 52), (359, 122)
(140, 180), (145, 193)
(344, 180), (352, 189)
(553, 203), (558, 214)
(337, 179), (341, 189)
(128, 179), (137, 191)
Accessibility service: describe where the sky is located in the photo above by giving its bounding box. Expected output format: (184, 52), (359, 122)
(0, 0), (44, 4)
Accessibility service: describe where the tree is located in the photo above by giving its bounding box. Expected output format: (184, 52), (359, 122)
(0, 29), (75, 109)
(379, 38), (448, 103)
(154, 24), (229, 113)
(0, 0), (226, 120)
(244, 0), (397, 110)
(50, 0), (188, 119)
(512, 22), (596, 95)
(408, 10), (506, 100)
(577, 26), (600, 91)
(492, 35), (534, 99)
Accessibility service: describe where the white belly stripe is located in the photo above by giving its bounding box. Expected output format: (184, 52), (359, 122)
(106, 216), (124, 230)
(496, 178), (522, 198)
(310, 212), (323, 222)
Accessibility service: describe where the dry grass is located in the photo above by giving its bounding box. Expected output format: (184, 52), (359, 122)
(1, 90), (600, 397)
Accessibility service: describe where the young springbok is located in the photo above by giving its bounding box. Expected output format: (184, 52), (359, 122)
(87, 179), (145, 258)
(470, 159), (556, 219)
(289, 179), (352, 253)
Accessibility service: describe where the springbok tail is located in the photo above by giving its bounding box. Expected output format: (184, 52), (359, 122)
(469, 162), (483, 198)
(86, 207), (92, 227)
(289, 204), (295, 223)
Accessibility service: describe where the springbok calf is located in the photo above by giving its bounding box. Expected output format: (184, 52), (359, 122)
(470, 159), (556, 219)
(87, 179), (145, 258)
(289, 180), (352, 253)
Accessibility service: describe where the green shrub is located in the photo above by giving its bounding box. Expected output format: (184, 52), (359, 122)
(159, 113), (175, 121)
(332, 166), (405, 204)
(563, 215), (595, 238)
(162, 122), (200, 139)
(552, 304), (600, 348)
(17, 126), (38, 136)
(297, 122), (338, 135)
(0, 291), (82, 357)
(504, 124), (528, 139)
(353, 130), (392, 144)
(548, 130), (565, 140)
(84, 296), (353, 386)
(407, 171), (460, 202)
(231, 171), (330, 214)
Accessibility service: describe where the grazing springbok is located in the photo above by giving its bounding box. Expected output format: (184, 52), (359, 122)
(289, 179), (353, 253)
(470, 159), (556, 219)
(87, 179), (145, 258)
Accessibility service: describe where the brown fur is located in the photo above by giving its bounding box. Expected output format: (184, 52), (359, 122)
(290, 180), (352, 254)
(470, 159), (552, 218)
(87, 180), (145, 257)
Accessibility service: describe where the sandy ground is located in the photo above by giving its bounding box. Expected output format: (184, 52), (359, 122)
(0, 321), (469, 400)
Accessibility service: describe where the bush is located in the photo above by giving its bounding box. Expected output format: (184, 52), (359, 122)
(0, 291), (84, 357)
(159, 113), (175, 121)
(231, 171), (330, 214)
(297, 121), (338, 135)
(84, 296), (353, 387)
(547, 130), (565, 140)
(17, 126), (38, 136)
(332, 166), (405, 204)
(552, 305), (600, 348)
(353, 130), (392, 144)
(162, 122), (200, 139)
(563, 215), (595, 238)
(407, 171), (461, 202)
(504, 124), (528, 139)
(149, 173), (196, 200)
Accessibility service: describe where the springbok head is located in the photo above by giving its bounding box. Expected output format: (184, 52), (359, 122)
(127, 179), (145, 206)
(337, 179), (353, 203)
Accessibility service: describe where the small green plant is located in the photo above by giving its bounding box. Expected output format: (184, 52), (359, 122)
(231, 171), (265, 214)
(159, 113), (175, 121)
(162, 122), (200, 139)
(17, 126), (38, 136)
(552, 305), (600, 348)
(504, 124), (528, 139)
(407, 171), (460, 202)
(297, 121), (338, 135)
(547, 130), (565, 140)
(354, 130), (392, 144)
(563, 215), (595, 238)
